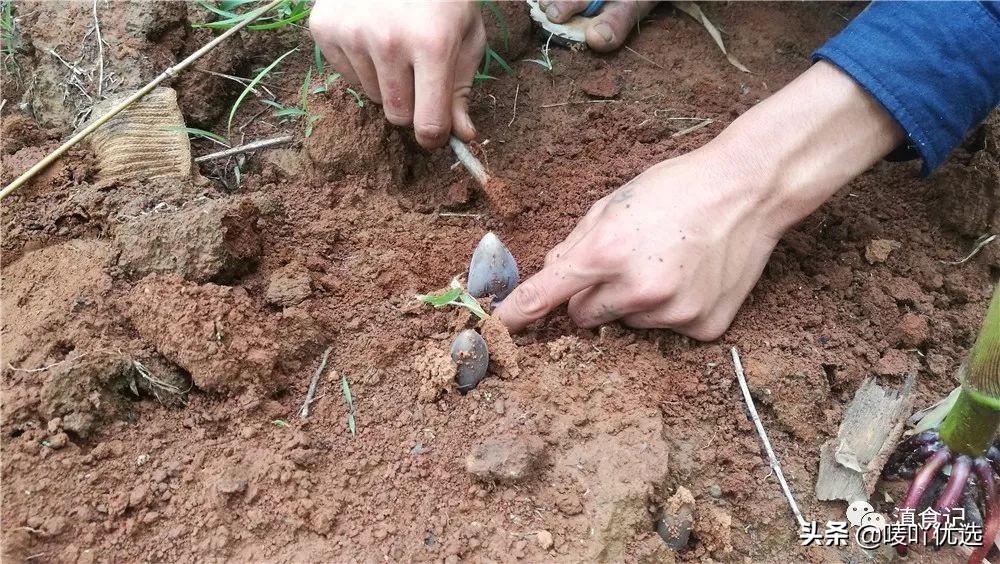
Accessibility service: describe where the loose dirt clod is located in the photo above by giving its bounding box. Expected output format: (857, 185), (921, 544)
(865, 238), (901, 264)
(266, 262), (313, 308)
(465, 435), (544, 482)
(114, 197), (262, 283)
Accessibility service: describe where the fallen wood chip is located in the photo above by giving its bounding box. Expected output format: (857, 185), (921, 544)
(815, 376), (916, 502)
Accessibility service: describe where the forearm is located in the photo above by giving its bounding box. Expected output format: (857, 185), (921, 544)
(704, 60), (905, 235)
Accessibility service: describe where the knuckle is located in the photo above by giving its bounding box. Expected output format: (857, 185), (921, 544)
(512, 280), (548, 317)
(672, 310), (701, 327)
(585, 228), (624, 266)
(683, 322), (726, 342)
(632, 279), (674, 306)
(420, 34), (456, 57)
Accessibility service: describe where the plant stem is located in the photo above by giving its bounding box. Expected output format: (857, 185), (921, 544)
(939, 386), (1000, 456)
(940, 284), (1000, 456)
(965, 284), (1000, 395)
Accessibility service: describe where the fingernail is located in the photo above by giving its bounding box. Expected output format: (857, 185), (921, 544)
(594, 22), (614, 43)
(546, 5), (560, 20)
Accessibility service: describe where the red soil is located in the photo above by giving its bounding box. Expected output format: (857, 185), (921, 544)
(2, 2), (997, 563)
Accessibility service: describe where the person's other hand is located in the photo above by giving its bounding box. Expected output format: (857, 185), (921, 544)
(309, 0), (485, 149)
(494, 61), (904, 340)
(538, 0), (657, 51)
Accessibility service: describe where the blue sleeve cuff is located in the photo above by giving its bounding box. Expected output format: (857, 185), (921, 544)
(813, 2), (1000, 176)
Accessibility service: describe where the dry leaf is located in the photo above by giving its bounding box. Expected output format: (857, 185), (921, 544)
(672, 1), (751, 73)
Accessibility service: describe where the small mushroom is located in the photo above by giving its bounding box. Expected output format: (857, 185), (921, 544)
(451, 329), (489, 393)
(467, 232), (519, 303)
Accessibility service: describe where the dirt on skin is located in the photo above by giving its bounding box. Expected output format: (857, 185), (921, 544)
(2, 2), (999, 563)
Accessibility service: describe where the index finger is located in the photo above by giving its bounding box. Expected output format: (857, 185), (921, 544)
(493, 256), (602, 332)
(412, 47), (458, 149)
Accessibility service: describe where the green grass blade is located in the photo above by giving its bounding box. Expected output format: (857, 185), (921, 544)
(274, 107), (307, 117)
(345, 87), (364, 107)
(191, 13), (247, 29)
(219, 0), (258, 10)
(196, 0), (240, 19)
(341, 374), (353, 408)
(487, 47), (515, 75)
(305, 114), (321, 138)
(480, 0), (508, 51)
(228, 47), (297, 133)
(247, 7), (309, 30)
(416, 286), (462, 307)
(163, 126), (230, 147)
(299, 67), (312, 110)
(459, 292), (488, 320)
(313, 42), (324, 75)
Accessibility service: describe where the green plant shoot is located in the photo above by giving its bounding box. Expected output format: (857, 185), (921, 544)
(939, 284), (1000, 455)
(341, 374), (356, 436)
(416, 278), (488, 320)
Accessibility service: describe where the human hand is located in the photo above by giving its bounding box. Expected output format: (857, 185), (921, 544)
(309, 0), (485, 148)
(538, 0), (657, 51)
(494, 61), (904, 340)
(495, 149), (783, 341)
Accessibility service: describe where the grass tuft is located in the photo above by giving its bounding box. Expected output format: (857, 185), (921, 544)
(193, 0), (310, 32)
(227, 47), (297, 133)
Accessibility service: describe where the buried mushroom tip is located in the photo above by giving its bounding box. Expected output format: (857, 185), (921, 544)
(451, 329), (489, 393)
(467, 231), (519, 304)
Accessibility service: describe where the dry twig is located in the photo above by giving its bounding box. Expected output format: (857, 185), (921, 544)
(507, 83), (519, 128)
(299, 346), (333, 418)
(194, 135), (294, 163)
(940, 234), (997, 266)
(540, 99), (622, 109)
(731, 347), (807, 528)
(671, 118), (714, 137)
(623, 45), (665, 70)
(448, 136), (489, 187)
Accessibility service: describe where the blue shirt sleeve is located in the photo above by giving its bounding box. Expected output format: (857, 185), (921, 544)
(813, 1), (1000, 175)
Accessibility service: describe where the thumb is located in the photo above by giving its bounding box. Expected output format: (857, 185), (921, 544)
(451, 88), (476, 142)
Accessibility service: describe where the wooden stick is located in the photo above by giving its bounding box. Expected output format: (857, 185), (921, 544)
(448, 135), (488, 187)
(194, 135), (294, 163)
(299, 346), (333, 419)
(0, 0), (286, 201)
(671, 118), (714, 138)
(731, 346), (808, 529)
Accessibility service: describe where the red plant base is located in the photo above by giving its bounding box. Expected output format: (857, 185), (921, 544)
(884, 431), (1000, 562)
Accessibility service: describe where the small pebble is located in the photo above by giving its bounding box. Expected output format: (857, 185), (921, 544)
(536, 530), (553, 550)
(708, 484), (723, 498)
